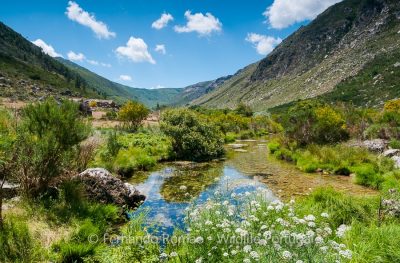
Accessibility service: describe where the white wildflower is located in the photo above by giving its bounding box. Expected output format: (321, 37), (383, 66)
(336, 224), (349, 238)
(315, 236), (324, 245)
(195, 258), (203, 263)
(179, 185), (187, 190)
(304, 215), (316, 221)
(194, 236), (204, 244)
(243, 245), (252, 253)
(243, 259), (251, 263)
(282, 250), (292, 259)
(258, 239), (267, 246)
(250, 251), (259, 260)
(170, 252), (178, 257)
(223, 252), (229, 257)
(231, 250), (237, 255)
(339, 249), (352, 259)
(321, 212), (329, 218)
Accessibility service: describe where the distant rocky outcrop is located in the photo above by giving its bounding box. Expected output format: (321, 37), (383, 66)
(74, 168), (145, 208)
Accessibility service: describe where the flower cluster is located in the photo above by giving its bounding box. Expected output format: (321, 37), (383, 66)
(162, 188), (352, 262)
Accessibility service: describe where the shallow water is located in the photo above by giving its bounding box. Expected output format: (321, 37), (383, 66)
(128, 141), (376, 235)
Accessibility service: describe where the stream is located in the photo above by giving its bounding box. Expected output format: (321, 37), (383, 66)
(128, 140), (376, 236)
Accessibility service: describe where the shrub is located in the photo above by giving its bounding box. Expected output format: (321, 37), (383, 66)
(235, 102), (253, 117)
(13, 99), (90, 197)
(118, 101), (149, 132)
(267, 141), (281, 154)
(114, 147), (157, 176)
(56, 241), (96, 263)
(224, 132), (237, 143)
(160, 109), (225, 161)
(352, 164), (383, 189)
(282, 101), (349, 145)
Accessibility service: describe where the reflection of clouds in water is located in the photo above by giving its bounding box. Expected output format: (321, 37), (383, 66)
(152, 213), (174, 227)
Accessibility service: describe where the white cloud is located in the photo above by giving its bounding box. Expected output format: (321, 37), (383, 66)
(67, 51), (111, 67)
(174, 11), (222, 36)
(32, 39), (62, 57)
(66, 1), (116, 39)
(149, 85), (166, 89)
(155, 44), (166, 55)
(264, 0), (342, 29)
(116, 37), (156, 64)
(119, 75), (132, 81)
(152, 13), (174, 30)
(67, 51), (85, 61)
(246, 33), (282, 55)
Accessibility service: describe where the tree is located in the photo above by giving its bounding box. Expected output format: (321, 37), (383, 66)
(235, 103), (253, 117)
(14, 99), (90, 197)
(118, 101), (149, 132)
(160, 109), (225, 161)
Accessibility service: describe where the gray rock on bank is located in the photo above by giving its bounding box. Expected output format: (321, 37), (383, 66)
(74, 168), (145, 208)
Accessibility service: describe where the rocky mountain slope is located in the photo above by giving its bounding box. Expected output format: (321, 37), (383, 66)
(0, 22), (181, 107)
(173, 75), (232, 106)
(191, 0), (400, 110)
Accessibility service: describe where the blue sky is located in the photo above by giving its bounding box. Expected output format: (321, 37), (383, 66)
(0, 0), (341, 89)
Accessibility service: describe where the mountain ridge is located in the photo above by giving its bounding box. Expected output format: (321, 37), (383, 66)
(190, 0), (400, 110)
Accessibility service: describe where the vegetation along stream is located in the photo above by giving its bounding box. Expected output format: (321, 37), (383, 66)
(128, 141), (376, 236)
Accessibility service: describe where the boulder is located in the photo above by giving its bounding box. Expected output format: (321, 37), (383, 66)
(392, 156), (400, 169)
(383, 149), (400, 157)
(363, 139), (387, 153)
(74, 168), (145, 208)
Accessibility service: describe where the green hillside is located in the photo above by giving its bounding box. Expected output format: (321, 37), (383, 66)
(0, 21), (181, 108)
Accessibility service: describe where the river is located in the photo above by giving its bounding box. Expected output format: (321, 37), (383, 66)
(128, 140), (375, 235)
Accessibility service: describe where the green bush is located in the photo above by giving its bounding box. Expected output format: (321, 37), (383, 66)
(282, 101), (349, 145)
(267, 140), (281, 154)
(114, 147), (157, 176)
(352, 164), (384, 189)
(160, 109), (225, 161)
(224, 132), (237, 143)
(13, 99), (90, 197)
(118, 101), (149, 131)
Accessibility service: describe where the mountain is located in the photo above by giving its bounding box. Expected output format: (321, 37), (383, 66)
(191, 0), (400, 110)
(56, 58), (181, 107)
(0, 21), (181, 108)
(173, 75), (232, 106)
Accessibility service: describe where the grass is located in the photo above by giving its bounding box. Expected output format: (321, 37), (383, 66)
(267, 140), (395, 189)
(92, 130), (173, 177)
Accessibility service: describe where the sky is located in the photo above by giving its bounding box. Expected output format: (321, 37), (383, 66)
(0, 0), (342, 89)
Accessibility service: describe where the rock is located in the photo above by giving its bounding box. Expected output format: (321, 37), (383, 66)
(228, 143), (248, 149)
(392, 156), (400, 169)
(383, 149), (400, 157)
(74, 168), (145, 208)
(394, 62), (400, 68)
(2, 181), (19, 199)
(363, 139), (387, 153)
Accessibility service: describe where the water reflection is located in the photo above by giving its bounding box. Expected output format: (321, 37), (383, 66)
(129, 161), (275, 235)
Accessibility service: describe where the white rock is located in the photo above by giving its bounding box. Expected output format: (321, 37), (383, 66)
(392, 156), (400, 169)
(383, 149), (400, 157)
